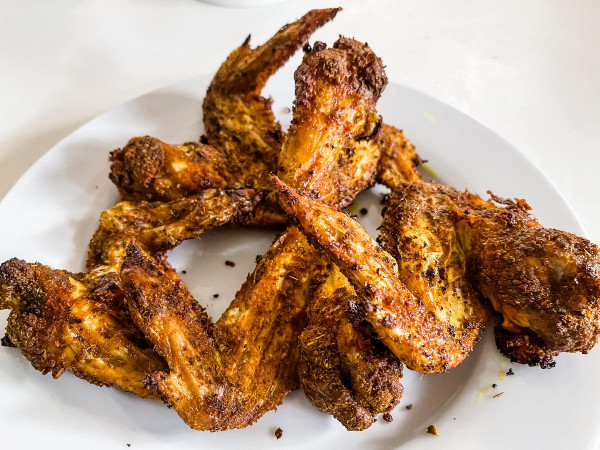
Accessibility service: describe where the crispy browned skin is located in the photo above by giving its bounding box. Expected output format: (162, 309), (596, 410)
(376, 124), (423, 188)
(87, 188), (264, 271)
(0, 189), (261, 397)
(278, 37), (386, 209)
(431, 184), (599, 366)
(383, 183), (600, 367)
(203, 8), (340, 189)
(274, 177), (491, 373)
(378, 184), (493, 359)
(298, 265), (403, 430)
(109, 137), (232, 202)
(0, 259), (167, 398)
(121, 227), (328, 430)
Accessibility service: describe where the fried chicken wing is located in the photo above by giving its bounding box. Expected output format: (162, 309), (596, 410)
(121, 227), (328, 430)
(277, 37), (387, 209)
(273, 177), (489, 373)
(87, 188), (263, 271)
(382, 183), (600, 367)
(0, 189), (262, 397)
(0, 259), (167, 398)
(203, 8), (340, 189)
(109, 137), (232, 202)
(298, 265), (403, 430)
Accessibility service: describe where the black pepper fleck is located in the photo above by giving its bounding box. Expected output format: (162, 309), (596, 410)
(359, 208), (368, 216)
(506, 368), (514, 376)
(225, 260), (236, 267)
(213, 294), (219, 298)
(492, 383), (497, 388)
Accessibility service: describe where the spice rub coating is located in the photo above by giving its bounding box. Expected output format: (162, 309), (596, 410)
(273, 177), (488, 373)
(384, 183), (600, 367)
(121, 227), (328, 430)
(0, 259), (167, 398)
(298, 265), (403, 430)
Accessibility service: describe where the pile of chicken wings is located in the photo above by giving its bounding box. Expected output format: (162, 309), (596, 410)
(1, 8), (599, 432)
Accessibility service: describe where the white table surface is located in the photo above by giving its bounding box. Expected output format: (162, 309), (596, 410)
(1, 0), (598, 243)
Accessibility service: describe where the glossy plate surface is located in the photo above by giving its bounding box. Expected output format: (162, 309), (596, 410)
(0, 65), (598, 449)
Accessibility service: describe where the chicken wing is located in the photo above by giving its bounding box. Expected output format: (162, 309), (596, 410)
(298, 265), (403, 430)
(381, 183), (600, 367)
(277, 37), (387, 209)
(121, 227), (328, 430)
(87, 188), (263, 271)
(109, 137), (232, 202)
(273, 177), (490, 373)
(0, 189), (261, 396)
(0, 258), (166, 398)
(203, 8), (340, 189)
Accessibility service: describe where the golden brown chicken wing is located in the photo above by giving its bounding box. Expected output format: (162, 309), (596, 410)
(398, 183), (600, 367)
(0, 189), (261, 397)
(109, 137), (232, 202)
(203, 8), (340, 189)
(121, 227), (328, 430)
(298, 265), (403, 430)
(273, 177), (490, 373)
(87, 188), (263, 271)
(277, 37), (387, 209)
(0, 258), (166, 398)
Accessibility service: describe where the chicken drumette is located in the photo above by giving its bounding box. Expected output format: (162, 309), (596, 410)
(381, 183), (600, 368)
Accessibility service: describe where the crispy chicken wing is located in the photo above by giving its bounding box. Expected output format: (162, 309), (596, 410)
(121, 227), (328, 430)
(385, 183), (600, 367)
(0, 190), (261, 396)
(277, 37), (387, 209)
(203, 8), (340, 189)
(87, 188), (263, 271)
(298, 265), (403, 430)
(109, 137), (232, 202)
(0, 259), (166, 398)
(273, 177), (490, 373)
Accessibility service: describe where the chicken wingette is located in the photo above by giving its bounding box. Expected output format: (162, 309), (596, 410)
(382, 183), (600, 368)
(277, 36), (387, 209)
(273, 177), (491, 373)
(0, 190), (261, 396)
(202, 8), (341, 190)
(298, 265), (403, 430)
(120, 227), (328, 430)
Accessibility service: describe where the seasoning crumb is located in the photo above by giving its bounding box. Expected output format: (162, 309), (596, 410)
(493, 392), (504, 399)
(1, 335), (15, 347)
(359, 208), (368, 216)
(383, 413), (393, 423)
(255, 254), (262, 264)
(126, 444), (131, 448)
(95, 186), (99, 189)
(274, 427), (283, 439)
(225, 260), (236, 267)
(426, 425), (439, 437)
(405, 404), (413, 410)
(213, 294), (219, 298)
(282, 106), (291, 114)
(200, 135), (209, 144)
(506, 368), (514, 376)
(181, 270), (187, 274)
(492, 383), (497, 388)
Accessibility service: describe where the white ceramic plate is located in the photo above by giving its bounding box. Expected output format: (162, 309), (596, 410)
(0, 63), (598, 450)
